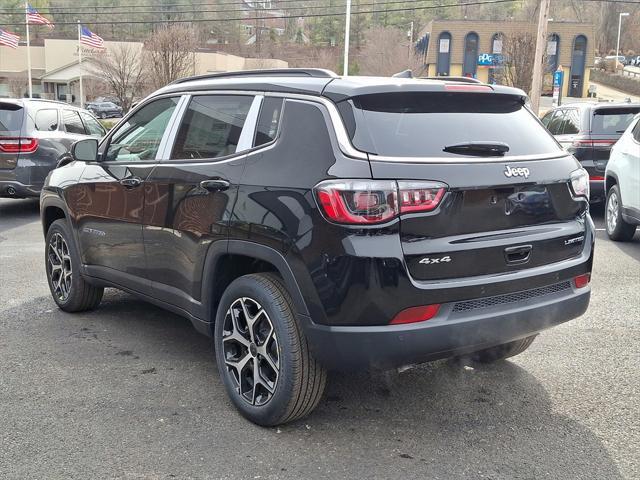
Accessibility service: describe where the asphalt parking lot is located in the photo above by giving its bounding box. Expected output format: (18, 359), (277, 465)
(1, 198), (638, 480)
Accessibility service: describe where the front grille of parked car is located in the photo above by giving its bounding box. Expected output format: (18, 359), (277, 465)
(452, 281), (572, 313)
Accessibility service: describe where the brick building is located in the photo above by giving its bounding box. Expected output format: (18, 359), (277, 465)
(416, 20), (595, 98)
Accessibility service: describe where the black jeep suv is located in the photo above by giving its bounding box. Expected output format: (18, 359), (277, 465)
(40, 69), (593, 426)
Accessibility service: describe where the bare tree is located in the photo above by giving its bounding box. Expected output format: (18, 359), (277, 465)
(357, 27), (424, 77)
(88, 44), (146, 112)
(8, 75), (28, 98)
(495, 32), (539, 95)
(83, 78), (110, 102)
(145, 25), (197, 90)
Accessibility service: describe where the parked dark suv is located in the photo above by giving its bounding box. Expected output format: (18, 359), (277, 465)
(86, 101), (123, 119)
(0, 98), (105, 198)
(40, 69), (593, 426)
(541, 102), (640, 203)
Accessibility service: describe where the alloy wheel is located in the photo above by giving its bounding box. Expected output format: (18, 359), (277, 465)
(47, 232), (72, 302)
(607, 191), (618, 233)
(222, 297), (280, 406)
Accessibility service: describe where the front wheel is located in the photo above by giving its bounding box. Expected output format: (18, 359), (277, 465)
(606, 185), (637, 242)
(45, 219), (103, 312)
(214, 273), (326, 426)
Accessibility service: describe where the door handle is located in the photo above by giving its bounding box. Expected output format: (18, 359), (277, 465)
(120, 176), (143, 188)
(200, 179), (230, 192)
(504, 245), (532, 265)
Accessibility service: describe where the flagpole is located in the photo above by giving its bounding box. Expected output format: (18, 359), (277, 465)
(25, 0), (32, 98)
(77, 20), (83, 107)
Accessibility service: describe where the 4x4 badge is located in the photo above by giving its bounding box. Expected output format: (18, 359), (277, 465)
(504, 165), (530, 179)
(419, 255), (452, 265)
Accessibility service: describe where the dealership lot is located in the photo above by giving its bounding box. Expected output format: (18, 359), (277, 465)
(1, 198), (638, 479)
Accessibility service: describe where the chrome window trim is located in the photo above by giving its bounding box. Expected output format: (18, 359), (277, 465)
(157, 94), (190, 160)
(237, 95), (264, 152)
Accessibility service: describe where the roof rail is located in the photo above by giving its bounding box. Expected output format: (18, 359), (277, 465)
(170, 68), (339, 85)
(420, 76), (484, 84)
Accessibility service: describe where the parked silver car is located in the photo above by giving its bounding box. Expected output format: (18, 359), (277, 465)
(0, 98), (105, 198)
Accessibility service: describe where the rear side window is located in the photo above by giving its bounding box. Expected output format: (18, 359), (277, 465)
(546, 110), (565, 135)
(79, 112), (105, 137)
(342, 92), (561, 157)
(63, 110), (86, 135)
(171, 95), (253, 160)
(0, 103), (24, 136)
(254, 97), (283, 147)
(633, 119), (640, 142)
(591, 108), (640, 135)
(562, 109), (580, 135)
(35, 109), (58, 131)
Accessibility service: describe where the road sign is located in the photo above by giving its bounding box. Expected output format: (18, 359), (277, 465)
(552, 66), (564, 106)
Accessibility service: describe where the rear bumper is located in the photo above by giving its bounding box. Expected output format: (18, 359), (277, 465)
(0, 180), (41, 198)
(590, 179), (605, 203)
(300, 284), (590, 370)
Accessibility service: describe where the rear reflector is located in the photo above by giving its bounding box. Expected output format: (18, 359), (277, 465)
(574, 273), (591, 289)
(0, 137), (38, 154)
(390, 304), (441, 325)
(590, 175), (605, 181)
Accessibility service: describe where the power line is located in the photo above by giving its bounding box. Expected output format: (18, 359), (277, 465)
(0, 0), (485, 16)
(0, 0), (521, 27)
(0, 0), (325, 13)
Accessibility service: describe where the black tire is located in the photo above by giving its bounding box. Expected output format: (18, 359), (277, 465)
(461, 335), (537, 364)
(45, 219), (103, 312)
(214, 273), (326, 426)
(606, 185), (637, 242)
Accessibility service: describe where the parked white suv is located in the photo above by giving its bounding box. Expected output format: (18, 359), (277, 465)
(605, 114), (640, 241)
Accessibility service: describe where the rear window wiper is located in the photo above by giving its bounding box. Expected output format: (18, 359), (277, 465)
(443, 141), (510, 157)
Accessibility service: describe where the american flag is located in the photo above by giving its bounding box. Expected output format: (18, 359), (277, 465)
(0, 29), (20, 49)
(80, 26), (105, 50)
(26, 4), (54, 29)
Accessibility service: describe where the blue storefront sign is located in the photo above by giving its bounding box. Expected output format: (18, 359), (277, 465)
(477, 53), (504, 66)
(553, 69), (564, 87)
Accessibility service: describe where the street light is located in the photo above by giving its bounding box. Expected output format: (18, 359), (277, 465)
(616, 12), (629, 70)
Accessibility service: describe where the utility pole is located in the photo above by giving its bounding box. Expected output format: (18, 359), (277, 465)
(530, 0), (551, 115)
(407, 21), (414, 69)
(343, 0), (351, 76)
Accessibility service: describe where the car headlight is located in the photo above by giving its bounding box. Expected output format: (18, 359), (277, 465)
(570, 168), (590, 200)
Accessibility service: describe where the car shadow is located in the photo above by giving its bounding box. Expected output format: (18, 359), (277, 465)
(0, 198), (40, 234)
(3, 292), (624, 479)
(591, 202), (640, 261)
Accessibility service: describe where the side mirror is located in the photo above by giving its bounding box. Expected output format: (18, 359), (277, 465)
(71, 138), (99, 162)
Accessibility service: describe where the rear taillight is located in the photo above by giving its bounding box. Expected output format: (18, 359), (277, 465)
(571, 139), (616, 148)
(570, 168), (590, 200)
(314, 180), (447, 225)
(574, 273), (591, 289)
(390, 304), (441, 325)
(0, 137), (38, 154)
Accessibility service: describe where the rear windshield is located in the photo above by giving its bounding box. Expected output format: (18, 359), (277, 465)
(591, 107), (640, 135)
(340, 92), (561, 158)
(0, 103), (24, 136)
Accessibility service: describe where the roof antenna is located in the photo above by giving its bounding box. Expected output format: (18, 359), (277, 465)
(392, 69), (413, 78)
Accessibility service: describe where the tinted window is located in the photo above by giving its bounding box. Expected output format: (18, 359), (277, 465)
(546, 110), (565, 135)
(63, 110), (86, 134)
(35, 109), (58, 131)
(344, 92), (561, 157)
(632, 118), (640, 142)
(541, 111), (554, 128)
(79, 112), (105, 137)
(592, 108), (640, 135)
(0, 103), (23, 136)
(254, 97), (283, 147)
(105, 97), (179, 162)
(171, 95), (253, 160)
(562, 109), (580, 135)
